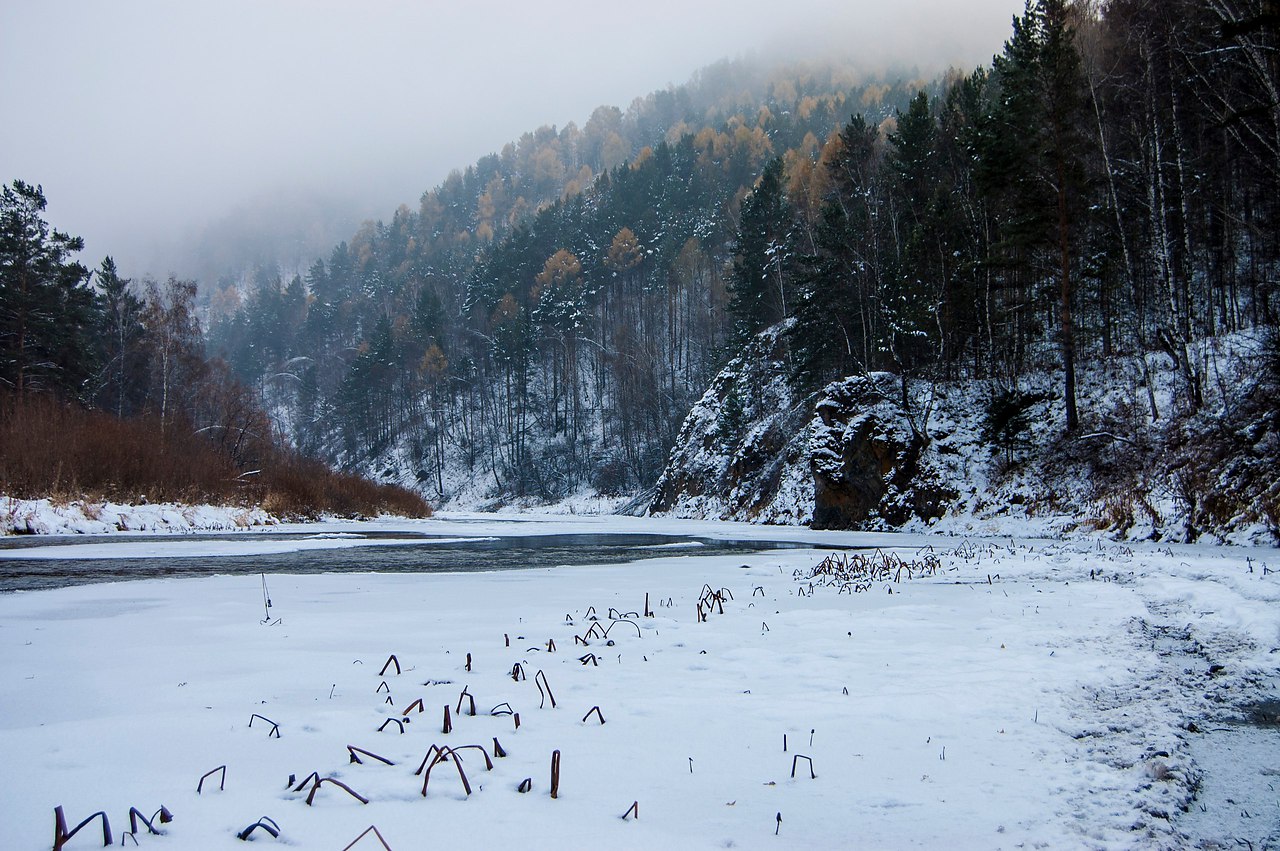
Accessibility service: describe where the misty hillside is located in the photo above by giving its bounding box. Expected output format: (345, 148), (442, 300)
(205, 58), (930, 503)
(201, 0), (1278, 541)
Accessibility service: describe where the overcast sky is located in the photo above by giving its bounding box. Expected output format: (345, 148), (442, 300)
(1, 0), (1024, 278)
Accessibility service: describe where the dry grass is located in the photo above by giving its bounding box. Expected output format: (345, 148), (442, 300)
(0, 393), (430, 519)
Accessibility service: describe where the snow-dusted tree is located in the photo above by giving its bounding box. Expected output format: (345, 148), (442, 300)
(983, 0), (1093, 433)
(141, 276), (205, 433)
(730, 157), (796, 338)
(94, 256), (147, 417)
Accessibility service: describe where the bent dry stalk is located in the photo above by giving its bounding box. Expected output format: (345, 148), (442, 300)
(347, 745), (395, 766)
(291, 771), (321, 793)
(53, 806), (112, 851)
(196, 765), (226, 794)
(248, 713), (281, 738)
(236, 816), (280, 842)
(420, 747), (472, 797)
(379, 654), (401, 676)
(790, 754), (816, 779)
(340, 825), (393, 851)
(456, 687), (476, 716)
(124, 805), (172, 839)
(535, 670), (556, 709)
(603, 619), (642, 639)
(305, 777), (368, 806)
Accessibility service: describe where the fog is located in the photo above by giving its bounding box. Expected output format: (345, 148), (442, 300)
(1, 0), (1025, 281)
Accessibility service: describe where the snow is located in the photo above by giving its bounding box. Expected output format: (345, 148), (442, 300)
(1, 497), (278, 536)
(1, 514), (1276, 849)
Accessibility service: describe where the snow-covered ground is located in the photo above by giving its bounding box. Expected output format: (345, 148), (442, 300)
(1, 496), (278, 536)
(1, 514), (1277, 849)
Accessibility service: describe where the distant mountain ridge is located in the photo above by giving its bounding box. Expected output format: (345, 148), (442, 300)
(206, 56), (928, 506)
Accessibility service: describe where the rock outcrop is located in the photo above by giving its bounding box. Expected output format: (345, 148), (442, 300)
(809, 373), (953, 529)
(649, 323), (816, 524)
(650, 326), (953, 528)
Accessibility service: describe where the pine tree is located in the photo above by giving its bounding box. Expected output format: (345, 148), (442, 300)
(0, 181), (96, 398)
(984, 0), (1092, 432)
(729, 157), (795, 338)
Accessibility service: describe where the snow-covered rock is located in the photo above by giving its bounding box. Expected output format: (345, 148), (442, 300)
(651, 325), (1279, 545)
(809, 373), (954, 528)
(650, 325), (955, 529)
(649, 322), (815, 524)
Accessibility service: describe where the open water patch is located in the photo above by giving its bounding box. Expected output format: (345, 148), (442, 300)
(0, 532), (817, 593)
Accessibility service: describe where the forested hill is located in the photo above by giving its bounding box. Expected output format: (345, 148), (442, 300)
(206, 59), (931, 503)
(209, 0), (1278, 529)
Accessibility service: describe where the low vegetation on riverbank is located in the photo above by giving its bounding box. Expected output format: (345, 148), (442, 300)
(0, 394), (429, 524)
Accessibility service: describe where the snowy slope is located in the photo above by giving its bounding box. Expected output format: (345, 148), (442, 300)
(651, 326), (1279, 546)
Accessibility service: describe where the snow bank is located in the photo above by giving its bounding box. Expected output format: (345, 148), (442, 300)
(1, 496), (278, 536)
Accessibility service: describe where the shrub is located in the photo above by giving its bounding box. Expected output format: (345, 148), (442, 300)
(0, 392), (430, 519)
(983, 389), (1051, 465)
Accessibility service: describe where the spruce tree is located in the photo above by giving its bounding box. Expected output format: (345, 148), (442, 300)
(0, 180), (97, 398)
(729, 157), (795, 338)
(983, 0), (1092, 432)
(95, 256), (146, 416)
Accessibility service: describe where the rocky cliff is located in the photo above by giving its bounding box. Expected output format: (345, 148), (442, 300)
(650, 325), (953, 529)
(649, 324), (1278, 544)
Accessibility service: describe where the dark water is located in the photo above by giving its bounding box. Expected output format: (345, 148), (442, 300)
(0, 532), (815, 593)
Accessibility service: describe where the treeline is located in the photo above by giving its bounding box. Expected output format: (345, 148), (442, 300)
(208, 62), (926, 501)
(0, 181), (429, 518)
(739, 0), (1278, 432)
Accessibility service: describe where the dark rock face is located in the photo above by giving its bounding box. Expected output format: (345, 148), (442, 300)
(808, 374), (954, 529)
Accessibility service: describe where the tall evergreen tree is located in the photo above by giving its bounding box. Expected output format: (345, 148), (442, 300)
(730, 157), (796, 337)
(94, 256), (147, 416)
(791, 115), (884, 385)
(984, 0), (1093, 432)
(0, 181), (96, 398)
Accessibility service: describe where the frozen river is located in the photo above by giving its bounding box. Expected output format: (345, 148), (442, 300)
(0, 527), (816, 593)
(0, 513), (1276, 848)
